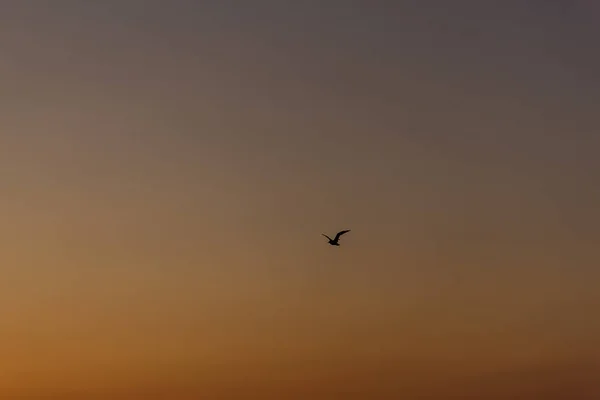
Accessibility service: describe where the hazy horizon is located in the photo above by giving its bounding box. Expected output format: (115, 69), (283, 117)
(1, 1), (599, 398)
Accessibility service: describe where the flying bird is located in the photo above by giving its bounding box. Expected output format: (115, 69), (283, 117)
(322, 230), (350, 246)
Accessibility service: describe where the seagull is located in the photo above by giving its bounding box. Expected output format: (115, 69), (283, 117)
(321, 230), (350, 246)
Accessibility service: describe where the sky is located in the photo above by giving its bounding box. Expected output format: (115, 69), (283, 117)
(1, 1), (599, 398)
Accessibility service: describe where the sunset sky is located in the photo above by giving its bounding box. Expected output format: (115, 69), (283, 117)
(1, 1), (599, 399)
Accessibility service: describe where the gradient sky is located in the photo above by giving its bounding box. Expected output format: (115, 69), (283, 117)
(1, 1), (599, 399)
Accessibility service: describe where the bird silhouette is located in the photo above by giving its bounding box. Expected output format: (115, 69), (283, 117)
(322, 230), (350, 246)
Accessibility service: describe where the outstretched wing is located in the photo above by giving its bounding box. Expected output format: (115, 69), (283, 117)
(321, 234), (332, 241)
(334, 230), (350, 241)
